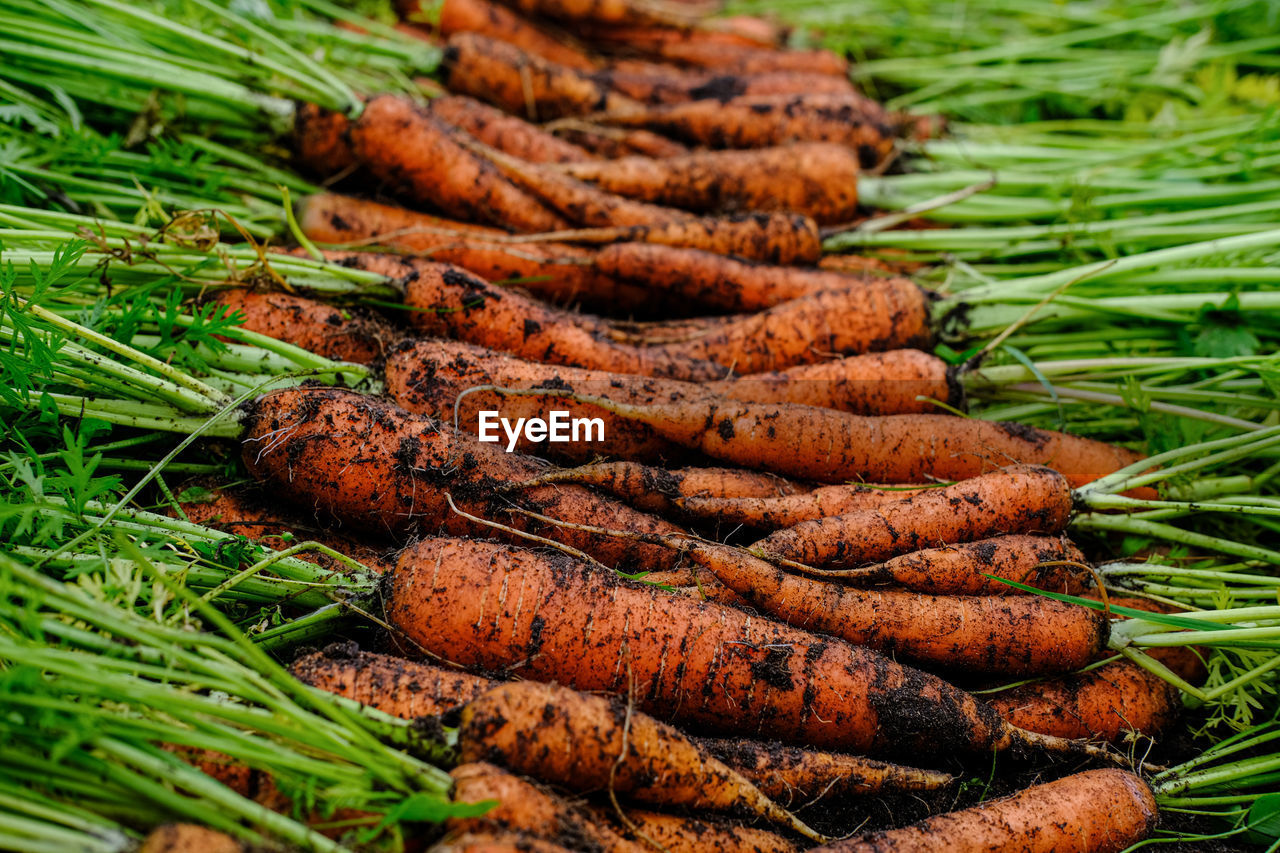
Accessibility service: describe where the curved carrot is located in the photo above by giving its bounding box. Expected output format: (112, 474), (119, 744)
(386, 536), (1112, 758)
(810, 768), (1157, 853)
(457, 680), (822, 839)
(350, 96), (568, 232)
(410, 0), (597, 70)
(987, 659), (1179, 742)
(241, 386), (685, 570)
(752, 465), (1074, 568)
(205, 289), (400, 366)
(290, 646), (494, 718)
(429, 95), (595, 163)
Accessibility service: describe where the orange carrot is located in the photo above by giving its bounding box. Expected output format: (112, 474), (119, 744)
(404, 0), (597, 70)
(987, 659), (1179, 742)
(599, 93), (899, 167)
(140, 825), (243, 853)
(473, 142), (824, 264)
(697, 738), (954, 806)
(428, 95), (595, 163)
(241, 386), (686, 571)
(349, 96), (569, 232)
(550, 121), (690, 158)
(290, 646), (494, 718)
(600, 809), (799, 853)
(602, 65), (858, 104)
(809, 768), (1157, 853)
(751, 465), (1074, 568)
(430, 832), (577, 853)
(205, 289), (400, 366)
(385, 535), (1112, 758)
(457, 680), (822, 839)
(500, 0), (706, 28)
(557, 144), (859, 222)
(587, 27), (846, 75)
(293, 103), (357, 179)
(442, 33), (641, 119)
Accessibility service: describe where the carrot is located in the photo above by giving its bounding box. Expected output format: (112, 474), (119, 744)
(557, 144), (859, 223)
(751, 465), (1073, 567)
(430, 832), (577, 853)
(473, 142), (824, 264)
(499, 0), (706, 28)
(579, 532), (1109, 676)
(456, 680), (822, 839)
(442, 33), (641, 120)
(204, 289), (401, 366)
(297, 193), (645, 309)
(603, 312), (736, 344)
(586, 21), (782, 51)
(586, 27), (846, 75)
(593, 243), (909, 312)
(289, 645), (494, 718)
(602, 65), (858, 104)
(175, 478), (396, 574)
(385, 535), (1114, 758)
(600, 809), (799, 853)
(599, 94), (898, 167)
(349, 95), (568, 232)
(428, 95), (595, 163)
(697, 738), (954, 806)
(987, 659), (1180, 742)
(810, 768), (1158, 853)
(403, 0), (597, 70)
(293, 102), (357, 179)
(550, 121), (690, 158)
(551, 393), (1143, 486)
(140, 825), (243, 853)
(448, 762), (643, 850)
(317, 251), (726, 380)
(241, 386), (686, 571)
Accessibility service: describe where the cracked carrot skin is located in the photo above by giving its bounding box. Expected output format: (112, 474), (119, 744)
(563, 143), (859, 223)
(751, 465), (1074, 568)
(442, 33), (641, 119)
(239, 386), (685, 571)
(811, 768), (1158, 853)
(385, 536), (1065, 756)
(290, 646), (494, 718)
(987, 659), (1180, 742)
(349, 95), (568, 232)
(402, 0), (597, 70)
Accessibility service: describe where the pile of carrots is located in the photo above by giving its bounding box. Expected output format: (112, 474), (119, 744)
(175, 0), (1189, 849)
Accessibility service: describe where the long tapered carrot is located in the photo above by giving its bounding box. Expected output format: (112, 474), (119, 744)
(241, 386), (685, 570)
(297, 193), (646, 309)
(751, 465), (1074, 568)
(725, 351), (959, 415)
(810, 768), (1158, 853)
(473, 142), (824, 264)
(546, 392), (1143, 486)
(987, 659), (1180, 742)
(457, 680), (822, 839)
(404, 0), (597, 69)
(599, 93), (899, 167)
(696, 738), (954, 806)
(443, 33), (641, 119)
(551, 122), (690, 158)
(386, 536), (1116, 759)
(586, 26), (846, 75)
(601, 64), (857, 104)
(557, 144), (858, 222)
(205, 289), (401, 366)
(290, 646), (494, 718)
(600, 809), (799, 853)
(429, 95), (595, 163)
(319, 251), (726, 380)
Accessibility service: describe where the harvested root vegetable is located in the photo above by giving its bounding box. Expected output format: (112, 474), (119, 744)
(698, 738), (954, 806)
(405, 0), (597, 70)
(290, 646), (494, 718)
(552, 122), (690, 158)
(599, 93), (899, 167)
(140, 825), (243, 853)
(349, 95), (568, 232)
(987, 659), (1180, 742)
(457, 680), (822, 839)
(385, 536), (1114, 758)
(205, 289), (401, 366)
(500, 0), (705, 28)
(293, 102), (357, 178)
(809, 768), (1157, 853)
(586, 26), (846, 75)
(240, 386), (685, 571)
(602, 64), (857, 104)
(430, 831), (577, 853)
(600, 809), (799, 853)
(559, 143), (859, 223)
(751, 465), (1075, 567)
(428, 95), (595, 163)
(442, 33), (640, 119)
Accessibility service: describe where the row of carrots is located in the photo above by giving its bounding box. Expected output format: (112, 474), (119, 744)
(164, 0), (1190, 849)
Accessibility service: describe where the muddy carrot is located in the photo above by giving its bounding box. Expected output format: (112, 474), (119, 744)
(349, 95), (568, 232)
(809, 768), (1157, 853)
(290, 646), (494, 718)
(429, 95), (595, 163)
(293, 102), (357, 178)
(205, 289), (401, 366)
(430, 832), (577, 853)
(602, 65), (857, 104)
(140, 825), (243, 853)
(601, 810), (799, 853)
(586, 26), (846, 75)
(457, 680), (822, 839)
(404, 0), (597, 69)
(551, 121), (690, 158)
(500, 0), (706, 28)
